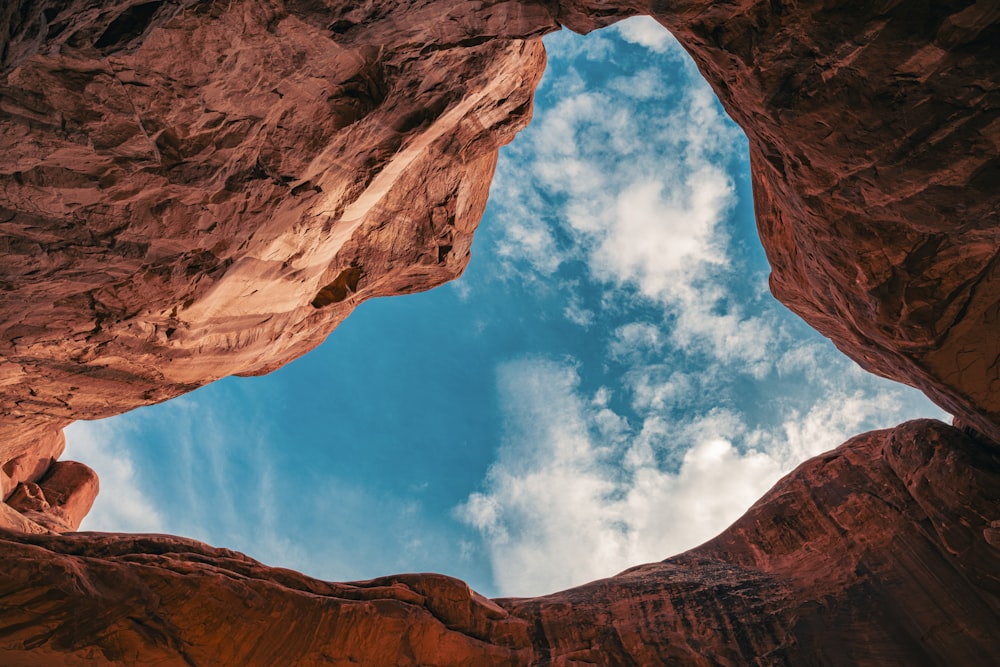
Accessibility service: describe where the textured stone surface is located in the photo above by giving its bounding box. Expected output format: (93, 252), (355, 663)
(0, 0), (996, 459)
(650, 0), (1000, 442)
(0, 420), (997, 664)
(503, 419), (1000, 665)
(6, 460), (99, 532)
(0, 0), (551, 461)
(0, 0), (998, 664)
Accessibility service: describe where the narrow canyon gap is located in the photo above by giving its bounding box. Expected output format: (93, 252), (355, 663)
(0, 0), (997, 665)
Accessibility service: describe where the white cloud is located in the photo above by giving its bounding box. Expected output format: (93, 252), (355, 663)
(543, 29), (617, 62)
(625, 366), (692, 413)
(609, 68), (672, 100)
(493, 217), (563, 276)
(457, 357), (943, 597)
(64, 420), (165, 533)
(608, 322), (664, 361)
(450, 278), (472, 301)
(563, 299), (595, 327)
(492, 36), (776, 370)
(613, 16), (678, 56)
(592, 174), (731, 299)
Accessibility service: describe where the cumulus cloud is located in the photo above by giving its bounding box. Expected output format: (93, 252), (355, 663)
(457, 358), (940, 597)
(490, 29), (777, 370)
(563, 292), (595, 327)
(625, 366), (693, 413)
(608, 322), (664, 361)
(455, 25), (955, 598)
(613, 16), (678, 55)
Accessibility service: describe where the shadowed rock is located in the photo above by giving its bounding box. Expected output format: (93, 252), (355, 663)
(0, 420), (996, 664)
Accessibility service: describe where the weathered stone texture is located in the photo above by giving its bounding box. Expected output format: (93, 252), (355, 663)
(0, 421), (997, 664)
(0, 0), (998, 664)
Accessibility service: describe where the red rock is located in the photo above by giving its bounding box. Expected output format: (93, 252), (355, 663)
(649, 0), (1000, 442)
(0, 425), (63, 500)
(0, 420), (996, 664)
(0, 1), (996, 439)
(0, 0), (998, 665)
(5, 460), (98, 532)
(0, 0), (549, 449)
(0, 502), (49, 535)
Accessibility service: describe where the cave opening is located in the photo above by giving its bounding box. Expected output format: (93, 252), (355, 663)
(63, 17), (945, 599)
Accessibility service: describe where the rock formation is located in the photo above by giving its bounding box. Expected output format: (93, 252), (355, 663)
(0, 0), (997, 664)
(0, 0), (552, 460)
(1, 420), (997, 664)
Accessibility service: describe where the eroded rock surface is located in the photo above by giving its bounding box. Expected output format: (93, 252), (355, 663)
(0, 0), (551, 461)
(0, 0), (998, 664)
(0, 0), (996, 463)
(650, 0), (1000, 442)
(0, 420), (997, 664)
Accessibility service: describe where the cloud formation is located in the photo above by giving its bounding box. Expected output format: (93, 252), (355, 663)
(65, 389), (491, 587)
(458, 357), (939, 597)
(459, 18), (947, 597)
(490, 22), (777, 370)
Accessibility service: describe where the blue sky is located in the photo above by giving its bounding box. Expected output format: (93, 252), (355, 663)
(66, 18), (946, 598)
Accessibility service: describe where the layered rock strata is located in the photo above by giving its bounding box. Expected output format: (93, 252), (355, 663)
(1, 420), (997, 664)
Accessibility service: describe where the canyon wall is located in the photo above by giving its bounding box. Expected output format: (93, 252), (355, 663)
(1, 420), (997, 664)
(0, 0), (997, 663)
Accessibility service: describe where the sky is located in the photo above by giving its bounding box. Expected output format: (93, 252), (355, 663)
(65, 18), (948, 599)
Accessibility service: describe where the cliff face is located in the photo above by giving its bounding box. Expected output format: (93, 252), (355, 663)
(1, 420), (997, 664)
(0, 0), (998, 663)
(653, 0), (1000, 443)
(0, 0), (997, 464)
(0, 0), (551, 462)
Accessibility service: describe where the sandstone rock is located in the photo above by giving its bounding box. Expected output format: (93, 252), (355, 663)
(0, 0), (550, 466)
(0, 0), (995, 460)
(0, 1), (998, 665)
(0, 420), (996, 664)
(500, 419), (1000, 665)
(8, 460), (99, 532)
(0, 424), (63, 500)
(646, 0), (1000, 442)
(0, 531), (534, 666)
(0, 501), (49, 535)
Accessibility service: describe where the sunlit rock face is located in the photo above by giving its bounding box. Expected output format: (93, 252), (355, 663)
(1, 0), (997, 451)
(1, 420), (997, 664)
(0, 0), (550, 460)
(1, 0), (998, 664)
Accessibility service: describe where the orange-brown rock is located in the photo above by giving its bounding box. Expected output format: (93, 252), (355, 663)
(0, 420), (996, 664)
(0, 0), (998, 665)
(0, 1), (997, 441)
(504, 419), (1000, 664)
(645, 0), (1000, 443)
(0, 0), (553, 462)
(6, 460), (98, 532)
(0, 425), (64, 500)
